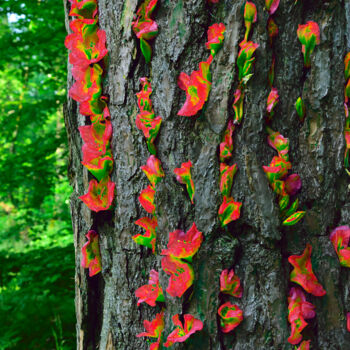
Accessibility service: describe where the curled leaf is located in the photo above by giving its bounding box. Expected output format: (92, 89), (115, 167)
(141, 155), (165, 188)
(133, 216), (157, 253)
(288, 244), (326, 297)
(136, 77), (153, 112)
(347, 312), (350, 332)
(243, 2), (257, 42)
(218, 196), (242, 227)
(295, 97), (306, 122)
(232, 88), (245, 125)
(135, 270), (165, 306)
(69, 0), (98, 19)
(265, 0), (280, 15)
(220, 269), (243, 298)
(329, 225), (350, 267)
(282, 211), (305, 226)
(65, 19), (108, 68)
(136, 112), (162, 155)
(267, 127), (289, 161)
(218, 302), (243, 333)
(139, 185), (156, 214)
(237, 40), (259, 83)
(177, 62), (212, 116)
(137, 311), (164, 350)
(161, 222), (203, 261)
(266, 87), (279, 118)
(132, 0), (159, 62)
(219, 120), (235, 162)
(206, 23), (226, 58)
(287, 287), (315, 345)
(81, 230), (102, 277)
(164, 314), (203, 347)
(174, 161), (195, 203)
(220, 163), (237, 198)
(297, 21), (320, 68)
(161, 255), (194, 297)
(80, 177), (115, 212)
(297, 341), (311, 350)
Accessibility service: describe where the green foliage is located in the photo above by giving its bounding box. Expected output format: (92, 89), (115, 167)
(0, 0), (75, 349)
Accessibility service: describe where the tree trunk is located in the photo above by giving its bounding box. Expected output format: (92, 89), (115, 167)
(64, 0), (350, 349)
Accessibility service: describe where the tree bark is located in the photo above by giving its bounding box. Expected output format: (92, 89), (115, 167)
(64, 0), (350, 349)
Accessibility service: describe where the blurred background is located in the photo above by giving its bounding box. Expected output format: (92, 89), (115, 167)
(0, 0), (75, 349)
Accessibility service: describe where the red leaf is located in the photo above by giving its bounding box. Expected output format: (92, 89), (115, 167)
(177, 62), (211, 117)
(135, 269), (164, 306)
(137, 311), (164, 350)
(206, 23), (226, 57)
(218, 196), (242, 227)
(287, 287), (315, 344)
(220, 163), (237, 197)
(161, 256), (194, 297)
(141, 155), (165, 188)
(161, 222), (203, 261)
(219, 120), (235, 162)
(288, 244), (326, 297)
(218, 302), (243, 333)
(80, 177), (115, 212)
(81, 230), (102, 277)
(69, 0), (98, 19)
(220, 269), (243, 298)
(133, 216), (157, 253)
(65, 19), (108, 68)
(329, 225), (350, 267)
(297, 340), (311, 350)
(174, 161), (195, 203)
(164, 314), (203, 347)
(138, 185), (156, 214)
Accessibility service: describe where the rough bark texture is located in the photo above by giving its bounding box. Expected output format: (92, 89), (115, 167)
(64, 0), (350, 349)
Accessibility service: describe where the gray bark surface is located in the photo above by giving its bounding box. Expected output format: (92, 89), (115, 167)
(64, 0), (350, 349)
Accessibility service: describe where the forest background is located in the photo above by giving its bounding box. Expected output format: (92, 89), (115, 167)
(0, 0), (75, 349)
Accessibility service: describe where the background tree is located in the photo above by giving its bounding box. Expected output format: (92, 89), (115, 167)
(0, 0), (75, 348)
(64, 0), (350, 349)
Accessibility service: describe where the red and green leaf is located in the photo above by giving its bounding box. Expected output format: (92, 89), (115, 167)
(69, 0), (98, 19)
(139, 185), (156, 214)
(218, 196), (242, 227)
(65, 19), (108, 68)
(161, 256), (194, 298)
(220, 269), (243, 298)
(136, 77), (153, 112)
(288, 244), (326, 297)
(136, 112), (162, 155)
(237, 40), (259, 83)
(287, 287), (315, 345)
(177, 62), (212, 116)
(80, 177), (115, 212)
(266, 87), (279, 118)
(265, 0), (280, 15)
(133, 216), (158, 253)
(219, 120), (235, 162)
(232, 88), (245, 125)
(297, 21), (320, 68)
(297, 340), (311, 350)
(282, 211), (305, 226)
(206, 23), (226, 58)
(217, 302), (243, 333)
(135, 269), (165, 306)
(243, 2), (257, 42)
(81, 230), (102, 277)
(161, 222), (203, 261)
(329, 225), (350, 268)
(266, 127), (289, 160)
(141, 155), (165, 188)
(164, 314), (203, 347)
(137, 311), (164, 350)
(220, 163), (237, 198)
(174, 161), (195, 203)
